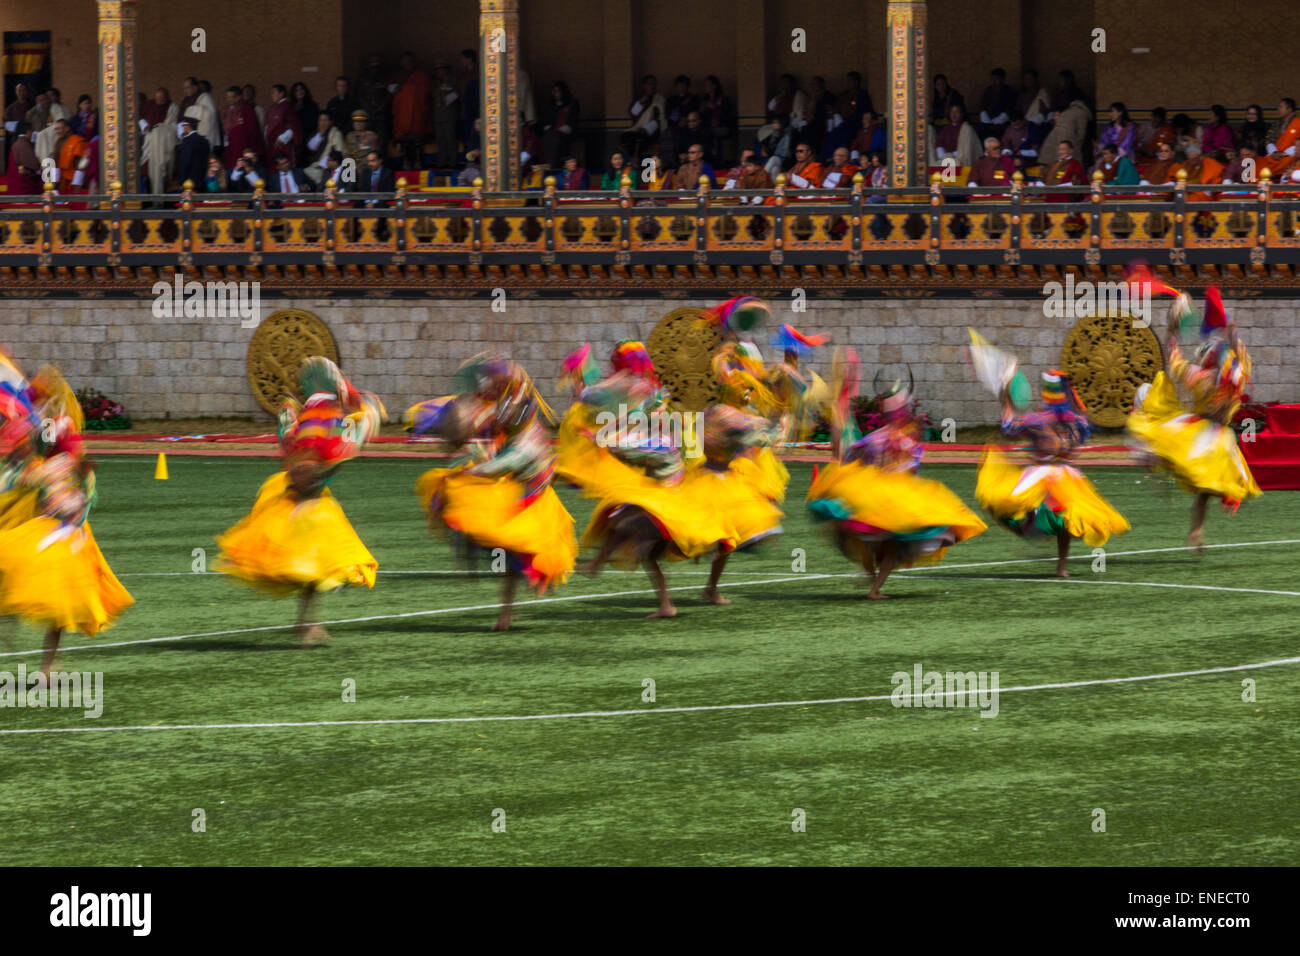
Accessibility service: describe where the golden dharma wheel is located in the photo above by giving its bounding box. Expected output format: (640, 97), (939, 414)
(646, 307), (724, 412)
(1059, 311), (1163, 428)
(246, 309), (341, 415)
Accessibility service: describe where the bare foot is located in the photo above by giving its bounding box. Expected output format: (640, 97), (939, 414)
(1056, 565), (1070, 578)
(1186, 531), (1205, 556)
(701, 589), (731, 605)
(299, 626), (332, 648)
(490, 617), (511, 632)
(866, 592), (892, 600)
(647, 606), (679, 619)
(578, 560), (602, 579)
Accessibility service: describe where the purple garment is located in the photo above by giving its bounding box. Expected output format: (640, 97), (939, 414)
(1097, 122), (1137, 158)
(1201, 123), (1237, 157)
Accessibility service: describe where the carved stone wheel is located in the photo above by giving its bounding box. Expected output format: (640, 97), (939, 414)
(1059, 311), (1163, 428)
(647, 307), (723, 412)
(246, 309), (340, 415)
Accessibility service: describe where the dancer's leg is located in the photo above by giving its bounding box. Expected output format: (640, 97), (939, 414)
(702, 551), (731, 605)
(298, 585), (331, 647)
(1188, 493), (1209, 554)
(492, 567), (518, 631)
(38, 627), (62, 677)
(645, 542), (677, 618)
(1056, 530), (1071, 578)
(867, 542), (899, 599)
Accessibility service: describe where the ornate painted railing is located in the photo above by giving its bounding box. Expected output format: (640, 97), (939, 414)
(1, 171), (1298, 292)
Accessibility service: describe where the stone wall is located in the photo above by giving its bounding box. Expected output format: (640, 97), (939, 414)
(0, 297), (1292, 426)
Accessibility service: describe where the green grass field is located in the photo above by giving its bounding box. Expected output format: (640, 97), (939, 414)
(2, 455), (1297, 866)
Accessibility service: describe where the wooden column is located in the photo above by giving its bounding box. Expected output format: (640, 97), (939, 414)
(886, 0), (927, 188)
(480, 0), (521, 191)
(97, 0), (139, 192)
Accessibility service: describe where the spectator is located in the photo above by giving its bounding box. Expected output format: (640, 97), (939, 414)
(392, 51), (432, 169)
(600, 150), (629, 190)
(1096, 101), (1137, 160)
(176, 111), (210, 190)
(1262, 98), (1300, 178)
(290, 82), (320, 139)
(345, 109), (380, 170)
(668, 111), (708, 165)
(866, 149), (888, 188)
(1040, 139), (1085, 201)
(665, 75), (699, 131)
(141, 87), (179, 194)
(1017, 70), (1050, 125)
(1001, 110), (1041, 160)
(968, 137), (1015, 188)
(1201, 104), (1237, 162)
(1181, 141), (1224, 198)
(325, 76), (358, 133)
(785, 141), (823, 189)
(541, 80), (579, 169)
(818, 96), (853, 161)
(265, 84), (303, 164)
(356, 57), (391, 150)
(807, 75), (836, 153)
(1096, 143), (1138, 185)
(204, 155), (227, 193)
(1141, 141), (1181, 186)
(519, 112), (541, 180)
(179, 78), (216, 144)
(70, 93), (98, 139)
(361, 148), (395, 202)
(1050, 69), (1088, 115)
(3, 121), (40, 195)
(458, 149), (482, 186)
(321, 149), (346, 190)
(837, 71), (872, 129)
(700, 75), (733, 165)
(222, 85), (263, 169)
(228, 149), (267, 192)
(25, 90), (51, 132)
(558, 155), (588, 190)
(1239, 104), (1267, 152)
(933, 104), (979, 166)
(1171, 112), (1200, 155)
(1222, 143), (1259, 184)
(670, 142), (714, 189)
(768, 74), (810, 132)
(755, 113), (794, 177)
(1041, 97), (1092, 164)
(457, 49), (479, 150)
(1139, 106), (1175, 159)
(977, 68), (1016, 138)
(849, 112), (885, 163)
(4, 82), (33, 129)
(270, 151), (312, 199)
(242, 84), (266, 130)
(821, 146), (859, 188)
(929, 74), (964, 125)
(304, 113), (346, 186)
(432, 62), (459, 168)
(621, 75), (665, 160)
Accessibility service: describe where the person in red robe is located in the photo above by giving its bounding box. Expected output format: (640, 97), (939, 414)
(786, 142), (824, 189)
(222, 85), (264, 168)
(264, 84), (303, 164)
(1262, 97), (1300, 177)
(1040, 139), (1085, 202)
(392, 51), (432, 168)
(968, 137), (1016, 188)
(3, 122), (41, 197)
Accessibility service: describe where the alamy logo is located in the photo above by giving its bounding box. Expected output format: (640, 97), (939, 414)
(0, 666), (103, 718)
(151, 271), (262, 328)
(1042, 273), (1152, 328)
(594, 405), (703, 459)
(890, 663), (1000, 717)
(50, 886), (151, 936)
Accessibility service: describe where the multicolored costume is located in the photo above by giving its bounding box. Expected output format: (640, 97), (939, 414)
(409, 354), (576, 594)
(970, 340), (1129, 547)
(0, 354), (132, 637)
(808, 350), (986, 573)
(1127, 286), (1261, 507)
(558, 340), (734, 567)
(217, 357), (383, 593)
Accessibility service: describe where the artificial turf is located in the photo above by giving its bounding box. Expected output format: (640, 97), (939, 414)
(1, 455), (1297, 866)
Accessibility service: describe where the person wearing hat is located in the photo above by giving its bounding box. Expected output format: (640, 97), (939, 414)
(971, 333), (1128, 577)
(809, 352), (987, 598)
(176, 109), (211, 192)
(1128, 286), (1261, 550)
(345, 109), (379, 171)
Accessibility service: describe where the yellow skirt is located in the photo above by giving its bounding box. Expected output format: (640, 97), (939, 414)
(748, 446), (791, 503)
(0, 518), (133, 635)
(580, 472), (737, 567)
(976, 448), (1130, 546)
(217, 472), (378, 594)
(416, 468), (576, 593)
(555, 405), (655, 499)
(806, 461), (986, 569)
(1127, 373), (1261, 503)
(0, 487), (39, 531)
(681, 463), (784, 549)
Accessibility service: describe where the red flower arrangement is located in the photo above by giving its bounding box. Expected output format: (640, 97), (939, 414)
(76, 388), (132, 431)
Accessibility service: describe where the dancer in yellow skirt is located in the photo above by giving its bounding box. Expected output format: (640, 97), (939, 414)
(0, 359), (132, 675)
(1127, 285), (1260, 551)
(807, 351), (986, 598)
(217, 357), (384, 646)
(409, 354), (576, 631)
(559, 340), (733, 618)
(969, 330), (1129, 576)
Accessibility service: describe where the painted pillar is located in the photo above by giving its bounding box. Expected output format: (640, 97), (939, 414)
(480, 0), (521, 191)
(886, 0), (927, 188)
(97, 0), (139, 191)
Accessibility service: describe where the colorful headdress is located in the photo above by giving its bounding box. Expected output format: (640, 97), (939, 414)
(701, 296), (770, 333)
(560, 343), (601, 394)
(29, 365), (84, 434)
(611, 340), (658, 385)
(1124, 260), (1181, 302)
(771, 323), (828, 356)
(873, 364), (914, 416)
(1041, 369), (1086, 416)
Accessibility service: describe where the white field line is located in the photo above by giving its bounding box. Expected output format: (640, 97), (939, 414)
(924, 575), (1300, 598)
(2, 656), (1295, 736)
